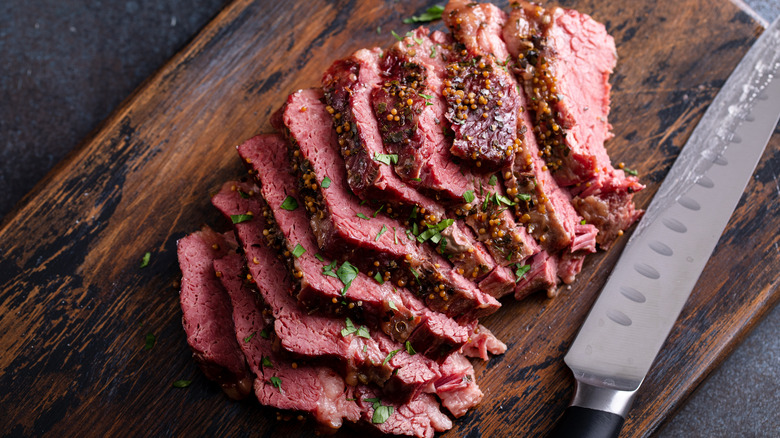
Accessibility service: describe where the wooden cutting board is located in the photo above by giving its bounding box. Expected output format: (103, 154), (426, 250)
(1, 0), (776, 436)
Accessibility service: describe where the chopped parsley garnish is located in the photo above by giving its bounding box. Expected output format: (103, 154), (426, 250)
(144, 333), (156, 350)
(376, 26), (381, 34)
(238, 189), (251, 199)
(382, 349), (401, 366)
(322, 260), (339, 277)
(624, 167), (639, 176)
(517, 193), (532, 202)
(374, 152), (399, 165)
(489, 174), (498, 186)
(391, 30), (403, 41)
(172, 380), (192, 388)
(393, 227), (398, 244)
(420, 93), (433, 100)
(230, 213), (253, 224)
(140, 252), (151, 268)
(364, 398), (394, 424)
(462, 190), (475, 203)
(337, 261), (359, 295)
(416, 219), (454, 244)
(409, 267), (420, 282)
(270, 376), (282, 390)
(494, 194), (515, 206)
(430, 45), (437, 58)
(342, 317), (371, 338)
(321, 176), (332, 188)
(388, 299), (398, 311)
(373, 204), (385, 217)
(356, 213), (370, 220)
(374, 272), (384, 284)
(280, 196), (298, 211)
(259, 328), (270, 339)
(409, 205), (418, 219)
(405, 341), (416, 355)
(402, 4), (445, 23)
(292, 243), (306, 258)
(356, 326), (370, 339)
(580, 219), (587, 225)
(514, 264), (531, 283)
(375, 224), (388, 241)
(482, 194), (490, 211)
(315, 253), (325, 262)
(244, 332), (256, 343)
(262, 356), (274, 368)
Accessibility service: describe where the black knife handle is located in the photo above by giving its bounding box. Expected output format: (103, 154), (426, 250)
(547, 406), (624, 438)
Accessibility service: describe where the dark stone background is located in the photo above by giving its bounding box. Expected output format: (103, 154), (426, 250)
(1, 1), (777, 436)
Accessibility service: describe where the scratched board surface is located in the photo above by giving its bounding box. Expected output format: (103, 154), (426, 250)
(0, 0), (777, 437)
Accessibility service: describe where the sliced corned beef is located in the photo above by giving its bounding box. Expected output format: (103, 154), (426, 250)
(503, 1), (643, 247)
(439, 1), (520, 169)
(271, 88), (501, 320)
(514, 250), (559, 299)
(216, 252), (452, 437)
(459, 324), (507, 361)
(176, 228), (253, 400)
(444, 0), (598, 289)
(435, 353), (483, 418)
(214, 252), (361, 430)
(212, 176), (471, 358)
(322, 48), (500, 280)
(354, 386), (452, 438)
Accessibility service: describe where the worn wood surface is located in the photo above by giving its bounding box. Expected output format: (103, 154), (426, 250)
(0, 0), (775, 436)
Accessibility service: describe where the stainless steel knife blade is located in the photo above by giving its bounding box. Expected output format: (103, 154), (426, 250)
(551, 16), (780, 438)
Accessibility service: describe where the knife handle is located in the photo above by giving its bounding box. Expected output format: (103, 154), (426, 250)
(547, 406), (624, 438)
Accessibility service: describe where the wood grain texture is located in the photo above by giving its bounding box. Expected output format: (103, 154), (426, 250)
(0, 0), (775, 437)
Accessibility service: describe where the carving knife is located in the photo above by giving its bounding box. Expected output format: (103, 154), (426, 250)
(549, 16), (780, 438)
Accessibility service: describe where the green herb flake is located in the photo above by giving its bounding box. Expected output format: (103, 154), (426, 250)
(623, 167), (639, 176)
(172, 380), (192, 388)
(374, 272), (385, 284)
(515, 264), (531, 283)
(373, 204), (385, 218)
(391, 30), (403, 41)
(416, 219), (454, 243)
(373, 404), (394, 424)
(244, 332), (256, 343)
(230, 213), (253, 224)
(376, 26), (381, 34)
(238, 189), (251, 199)
(262, 356), (274, 368)
(482, 194), (490, 212)
(388, 299), (398, 311)
(430, 45), (437, 58)
(517, 193), (532, 202)
(321, 176), (332, 188)
(375, 225), (388, 242)
(405, 341), (416, 355)
(270, 376), (282, 390)
(144, 333), (156, 350)
(462, 190), (475, 203)
(409, 267), (420, 282)
(489, 174), (498, 186)
(337, 261), (359, 295)
(409, 205), (418, 219)
(580, 219), (587, 225)
(292, 243), (306, 258)
(356, 326), (371, 339)
(280, 196), (298, 211)
(373, 152), (399, 165)
(382, 349), (401, 366)
(420, 93), (433, 100)
(259, 328), (270, 339)
(315, 253), (325, 262)
(341, 317), (357, 337)
(495, 194), (515, 206)
(357, 213), (370, 220)
(322, 259), (339, 277)
(402, 4), (445, 23)
(140, 252), (151, 268)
